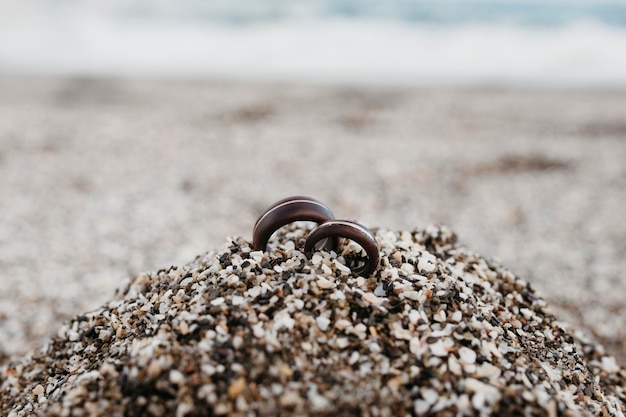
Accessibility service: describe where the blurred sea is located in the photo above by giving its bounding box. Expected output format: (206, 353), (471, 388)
(1, 0), (626, 86)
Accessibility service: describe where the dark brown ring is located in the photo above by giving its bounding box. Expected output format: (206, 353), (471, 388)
(304, 220), (379, 277)
(252, 196), (336, 251)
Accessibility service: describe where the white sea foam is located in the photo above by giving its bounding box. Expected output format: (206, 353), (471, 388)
(1, 6), (626, 86)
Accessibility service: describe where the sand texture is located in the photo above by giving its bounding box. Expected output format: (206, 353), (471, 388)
(2, 225), (625, 416)
(0, 78), (624, 371)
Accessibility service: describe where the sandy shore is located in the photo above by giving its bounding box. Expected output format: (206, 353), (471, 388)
(0, 77), (624, 365)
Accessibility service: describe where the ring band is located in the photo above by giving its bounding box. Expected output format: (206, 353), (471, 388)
(252, 196), (336, 251)
(304, 220), (379, 277)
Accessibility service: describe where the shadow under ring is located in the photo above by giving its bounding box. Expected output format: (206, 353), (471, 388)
(252, 196), (336, 252)
(304, 220), (379, 277)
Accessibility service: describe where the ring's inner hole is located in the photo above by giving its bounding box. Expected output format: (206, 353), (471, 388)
(268, 221), (320, 250)
(338, 239), (368, 272)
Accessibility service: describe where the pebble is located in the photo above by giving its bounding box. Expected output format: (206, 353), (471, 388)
(335, 338), (350, 349)
(1, 225), (624, 417)
(429, 340), (449, 357)
(227, 378), (246, 399)
(210, 297), (224, 306)
(374, 284), (386, 297)
(458, 346), (477, 364)
(31, 385), (44, 396)
(169, 370), (184, 385)
(315, 316), (331, 332)
(316, 276), (335, 290)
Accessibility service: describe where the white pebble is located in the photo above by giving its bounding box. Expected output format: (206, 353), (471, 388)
(317, 276), (335, 289)
(374, 284), (386, 297)
(180, 277), (194, 288)
(429, 340), (448, 357)
(226, 274), (240, 285)
(232, 336), (243, 349)
(318, 263), (331, 275)
(334, 319), (352, 331)
(316, 316), (331, 332)
(274, 311), (296, 331)
(330, 290), (345, 300)
(335, 338), (349, 349)
(465, 378), (502, 405)
(471, 391), (486, 409)
(231, 295), (246, 306)
(169, 370), (185, 385)
(210, 297), (225, 306)
(421, 387), (439, 404)
(247, 286), (262, 298)
(402, 290), (420, 301)
(458, 347), (477, 364)
(433, 310), (446, 322)
(448, 355), (462, 376)
(333, 260), (351, 274)
(252, 323), (265, 338)
(417, 256), (436, 273)
(362, 292), (380, 305)
(353, 323), (367, 337)
(600, 356), (620, 374)
(414, 399), (430, 414)
(520, 308), (533, 319)
(368, 342), (382, 353)
(409, 337), (422, 355)
(451, 311), (463, 322)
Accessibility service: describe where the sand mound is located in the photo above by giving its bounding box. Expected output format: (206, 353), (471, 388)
(1, 226), (624, 416)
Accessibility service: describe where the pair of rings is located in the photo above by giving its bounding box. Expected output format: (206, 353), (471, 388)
(252, 196), (379, 277)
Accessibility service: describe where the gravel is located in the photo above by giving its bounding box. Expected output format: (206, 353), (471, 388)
(2, 225), (624, 416)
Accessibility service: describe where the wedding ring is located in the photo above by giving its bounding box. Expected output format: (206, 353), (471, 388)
(252, 196), (336, 251)
(304, 220), (379, 277)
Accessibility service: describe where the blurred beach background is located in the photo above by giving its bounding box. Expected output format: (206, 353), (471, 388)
(3, 0), (626, 84)
(0, 0), (625, 365)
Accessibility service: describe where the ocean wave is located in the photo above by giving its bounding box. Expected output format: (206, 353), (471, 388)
(1, 12), (626, 86)
(4, 0), (626, 26)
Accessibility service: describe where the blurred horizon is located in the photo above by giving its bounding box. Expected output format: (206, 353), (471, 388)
(2, 0), (626, 86)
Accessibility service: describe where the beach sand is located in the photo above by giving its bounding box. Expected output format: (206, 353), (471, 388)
(0, 77), (624, 366)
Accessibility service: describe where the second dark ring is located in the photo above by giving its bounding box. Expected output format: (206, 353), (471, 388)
(252, 196), (336, 251)
(304, 220), (380, 277)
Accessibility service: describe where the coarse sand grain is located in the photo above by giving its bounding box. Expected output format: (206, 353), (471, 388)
(2, 225), (624, 416)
